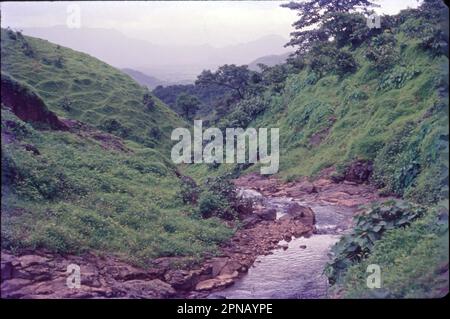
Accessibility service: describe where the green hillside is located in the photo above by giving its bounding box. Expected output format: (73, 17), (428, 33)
(1, 28), (183, 152)
(0, 0), (448, 298)
(1, 29), (232, 265)
(249, 33), (448, 205)
(183, 2), (449, 298)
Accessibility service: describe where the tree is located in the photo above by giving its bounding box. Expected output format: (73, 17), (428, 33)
(281, 0), (376, 54)
(176, 93), (201, 119)
(195, 64), (253, 99)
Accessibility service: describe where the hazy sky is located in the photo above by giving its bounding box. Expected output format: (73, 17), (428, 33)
(1, 0), (422, 47)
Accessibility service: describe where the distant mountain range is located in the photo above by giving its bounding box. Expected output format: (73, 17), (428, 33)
(248, 52), (292, 71)
(121, 68), (168, 89)
(21, 26), (290, 82)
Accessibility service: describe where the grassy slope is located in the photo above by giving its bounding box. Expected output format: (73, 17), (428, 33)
(186, 31), (448, 206)
(250, 34), (448, 205)
(187, 13), (449, 297)
(236, 18), (447, 296)
(340, 202), (448, 298)
(0, 29), (183, 153)
(1, 30), (232, 265)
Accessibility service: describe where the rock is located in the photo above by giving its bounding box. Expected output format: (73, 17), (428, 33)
(107, 265), (150, 281)
(121, 279), (176, 298)
(241, 215), (261, 228)
(18, 255), (49, 268)
(255, 208), (276, 221)
(164, 269), (200, 290)
(210, 258), (229, 277)
(279, 203), (315, 225)
(1, 261), (14, 281)
(1, 278), (33, 293)
(195, 272), (237, 291)
(299, 245), (307, 249)
(285, 181), (317, 197)
(219, 261), (242, 276)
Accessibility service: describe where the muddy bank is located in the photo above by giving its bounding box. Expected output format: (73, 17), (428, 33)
(1, 172), (385, 299)
(234, 170), (383, 208)
(1, 211), (314, 299)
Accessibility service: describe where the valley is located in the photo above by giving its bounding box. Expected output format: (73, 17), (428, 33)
(1, 0), (449, 299)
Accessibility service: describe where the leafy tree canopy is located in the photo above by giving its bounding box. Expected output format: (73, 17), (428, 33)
(281, 0), (377, 54)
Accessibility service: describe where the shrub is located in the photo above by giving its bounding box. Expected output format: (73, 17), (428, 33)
(53, 56), (64, 68)
(377, 65), (421, 90)
(335, 50), (358, 77)
(195, 174), (243, 220)
(339, 206), (448, 298)
(21, 40), (35, 58)
(220, 96), (267, 128)
(59, 96), (72, 111)
(198, 191), (231, 219)
(148, 127), (162, 140)
(100, 118), (130, 138)
(143, 93), (155, 111)
(180, 176), (200, 204)
(365, 32), (399, 72)
(325, 200), (426, 285)
(6, 28), (16, 40)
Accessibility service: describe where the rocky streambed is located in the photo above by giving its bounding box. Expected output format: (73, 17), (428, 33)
(1, 172), (384, 299)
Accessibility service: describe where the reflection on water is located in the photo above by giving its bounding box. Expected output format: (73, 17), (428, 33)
(209, 190), (355, 299)
(212, 234), (340, 299)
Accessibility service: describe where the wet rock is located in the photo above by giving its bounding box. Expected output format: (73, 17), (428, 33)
(284, 181), (317, 197)
(219, 260), (242, 276)
(164, 269), (200, 290)
(195, 272), (238, 291)
(255, 208), (276, 221)
(1, 278), (33, 293)
(121, 279), (176, 298)
(209, 258), (229, 277)
(241, 215), (261, 228)
(279, 203), (315, 225)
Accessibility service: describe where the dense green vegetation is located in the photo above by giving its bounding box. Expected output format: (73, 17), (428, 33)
(337, 202), (448, 298)
(257, 0), (447, 298)
(0, 0), (448, 298)
(1, 106), (233, 265)
(177, 0), (449, 298)
(1, 28), (235, 265)
(153, 82), (231, 121)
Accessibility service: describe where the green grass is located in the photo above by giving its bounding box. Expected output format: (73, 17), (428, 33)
(246, 34), (448, 205)
(0, 29), (232, 266)
(1, 109), (232, 265)
(338, 203), (448, 298)
(0, 29), (185, 153)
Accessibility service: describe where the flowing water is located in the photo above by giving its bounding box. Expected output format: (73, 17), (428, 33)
(209, 189), (355, 299)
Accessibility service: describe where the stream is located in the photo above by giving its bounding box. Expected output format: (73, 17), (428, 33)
(208, 189), (356, 299)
